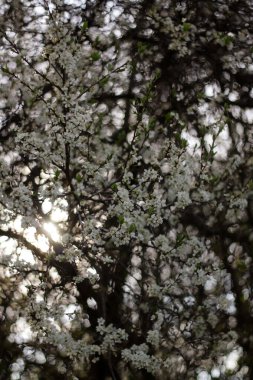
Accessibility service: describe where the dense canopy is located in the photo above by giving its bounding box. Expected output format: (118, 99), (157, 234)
(0, 0), (253, 379)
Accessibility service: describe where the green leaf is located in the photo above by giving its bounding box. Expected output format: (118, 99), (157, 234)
(99, 77), (109, 87)
(154, 68), (161, 80)
(176, 232), (185, 246)
(248, 179), (253, 190)
(222, 35), (233, 46)
(94, 36), (100, 46)
(111, 183), (118, 191)
(180, 138), (188, 149)
(171, 89), (177, 98)
(199, 126), (207, 137)
(236, 259), (247, 272)
(54, 169), (60, 180)
(165, 112), (175, 123)
(147, 207), (155, 216)
(82, 20), (88, 30)
(128, 223), (136, 233)
(76, 174), (82, 183)
(90, 51), (101, 61)
(183, 22), (192, 32)
(87, 98), (97, 104)
(148, 118), (156, 130)
(210, 175), (220, 186)
(197, 91), (204, 100)
(107, 153), (113, 160)
(1, 66), (9, 74)
(117, 215), (125, 225)
(175, 132), (188, 148)
(115, 130), (126, 145)
(137, 41), (148, 55)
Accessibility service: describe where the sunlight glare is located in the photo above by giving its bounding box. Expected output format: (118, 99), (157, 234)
(224, 348), (242, 371)
(43, 222), (60, 242)
(19, 249), (35, 265)
(50, 207), (68, 223)
(42, 199), (52, 214)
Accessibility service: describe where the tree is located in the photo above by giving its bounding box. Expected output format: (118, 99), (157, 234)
(0, 0), (253, 379)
